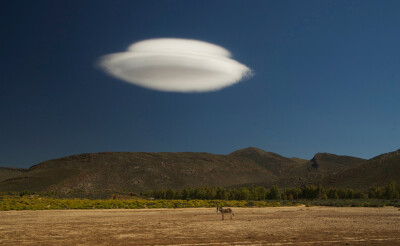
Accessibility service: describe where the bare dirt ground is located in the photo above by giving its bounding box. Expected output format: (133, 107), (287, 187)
(1, 206), (399, 245)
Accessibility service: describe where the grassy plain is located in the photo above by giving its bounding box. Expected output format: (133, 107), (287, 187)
(1, 207), (399, 245)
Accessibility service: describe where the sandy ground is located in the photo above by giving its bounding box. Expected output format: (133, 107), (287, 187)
(0, 206), (399, 245)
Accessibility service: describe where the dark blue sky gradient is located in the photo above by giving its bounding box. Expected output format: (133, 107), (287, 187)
(1, 0), (399, 167)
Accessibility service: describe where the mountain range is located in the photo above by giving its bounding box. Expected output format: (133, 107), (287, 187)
(0, 147), (399, 194)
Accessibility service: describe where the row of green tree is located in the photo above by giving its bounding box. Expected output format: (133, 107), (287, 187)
(141, 181), (400, 201)
(368, 181), (400, 199)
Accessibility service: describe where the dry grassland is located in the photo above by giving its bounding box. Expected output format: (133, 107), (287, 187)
(1, 206), (399, 245)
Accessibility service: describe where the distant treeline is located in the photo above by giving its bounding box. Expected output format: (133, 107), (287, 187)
(141, 181), (400, 201)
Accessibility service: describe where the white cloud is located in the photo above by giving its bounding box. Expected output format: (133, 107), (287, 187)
(98, 38), (252, 92)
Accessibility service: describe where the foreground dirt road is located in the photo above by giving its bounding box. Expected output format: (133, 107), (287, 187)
(1, 206), (399, 245)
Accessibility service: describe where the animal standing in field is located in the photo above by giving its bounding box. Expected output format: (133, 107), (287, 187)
(217, 206), (234, 220)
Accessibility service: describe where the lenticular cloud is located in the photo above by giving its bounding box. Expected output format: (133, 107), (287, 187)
(98, 38), (252, 92)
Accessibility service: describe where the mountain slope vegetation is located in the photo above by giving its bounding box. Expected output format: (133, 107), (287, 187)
(0, 147), (398, 193)
(0, 167), (28, 182)
(0, 151), (276, 193)
(321, 149), (400, 190)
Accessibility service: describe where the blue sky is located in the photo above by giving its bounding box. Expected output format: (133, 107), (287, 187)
(1, 0), (399, 168)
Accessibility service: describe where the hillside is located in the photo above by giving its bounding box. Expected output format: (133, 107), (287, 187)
(252, 152), (366, 188)
(0, 167), (28, 182)
(320, 149), (400, 190)
(229, 147), (303, 176)
(0, 151), (276, 193)
(0, 148), (398, 194)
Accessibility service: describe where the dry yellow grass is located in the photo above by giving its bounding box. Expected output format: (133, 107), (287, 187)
(1, 206), (399, 245)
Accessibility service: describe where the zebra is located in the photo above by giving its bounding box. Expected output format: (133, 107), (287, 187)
(217, 206), (234, 220)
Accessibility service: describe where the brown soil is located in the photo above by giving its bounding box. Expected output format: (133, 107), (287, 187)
(1, 206), (399, 245)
